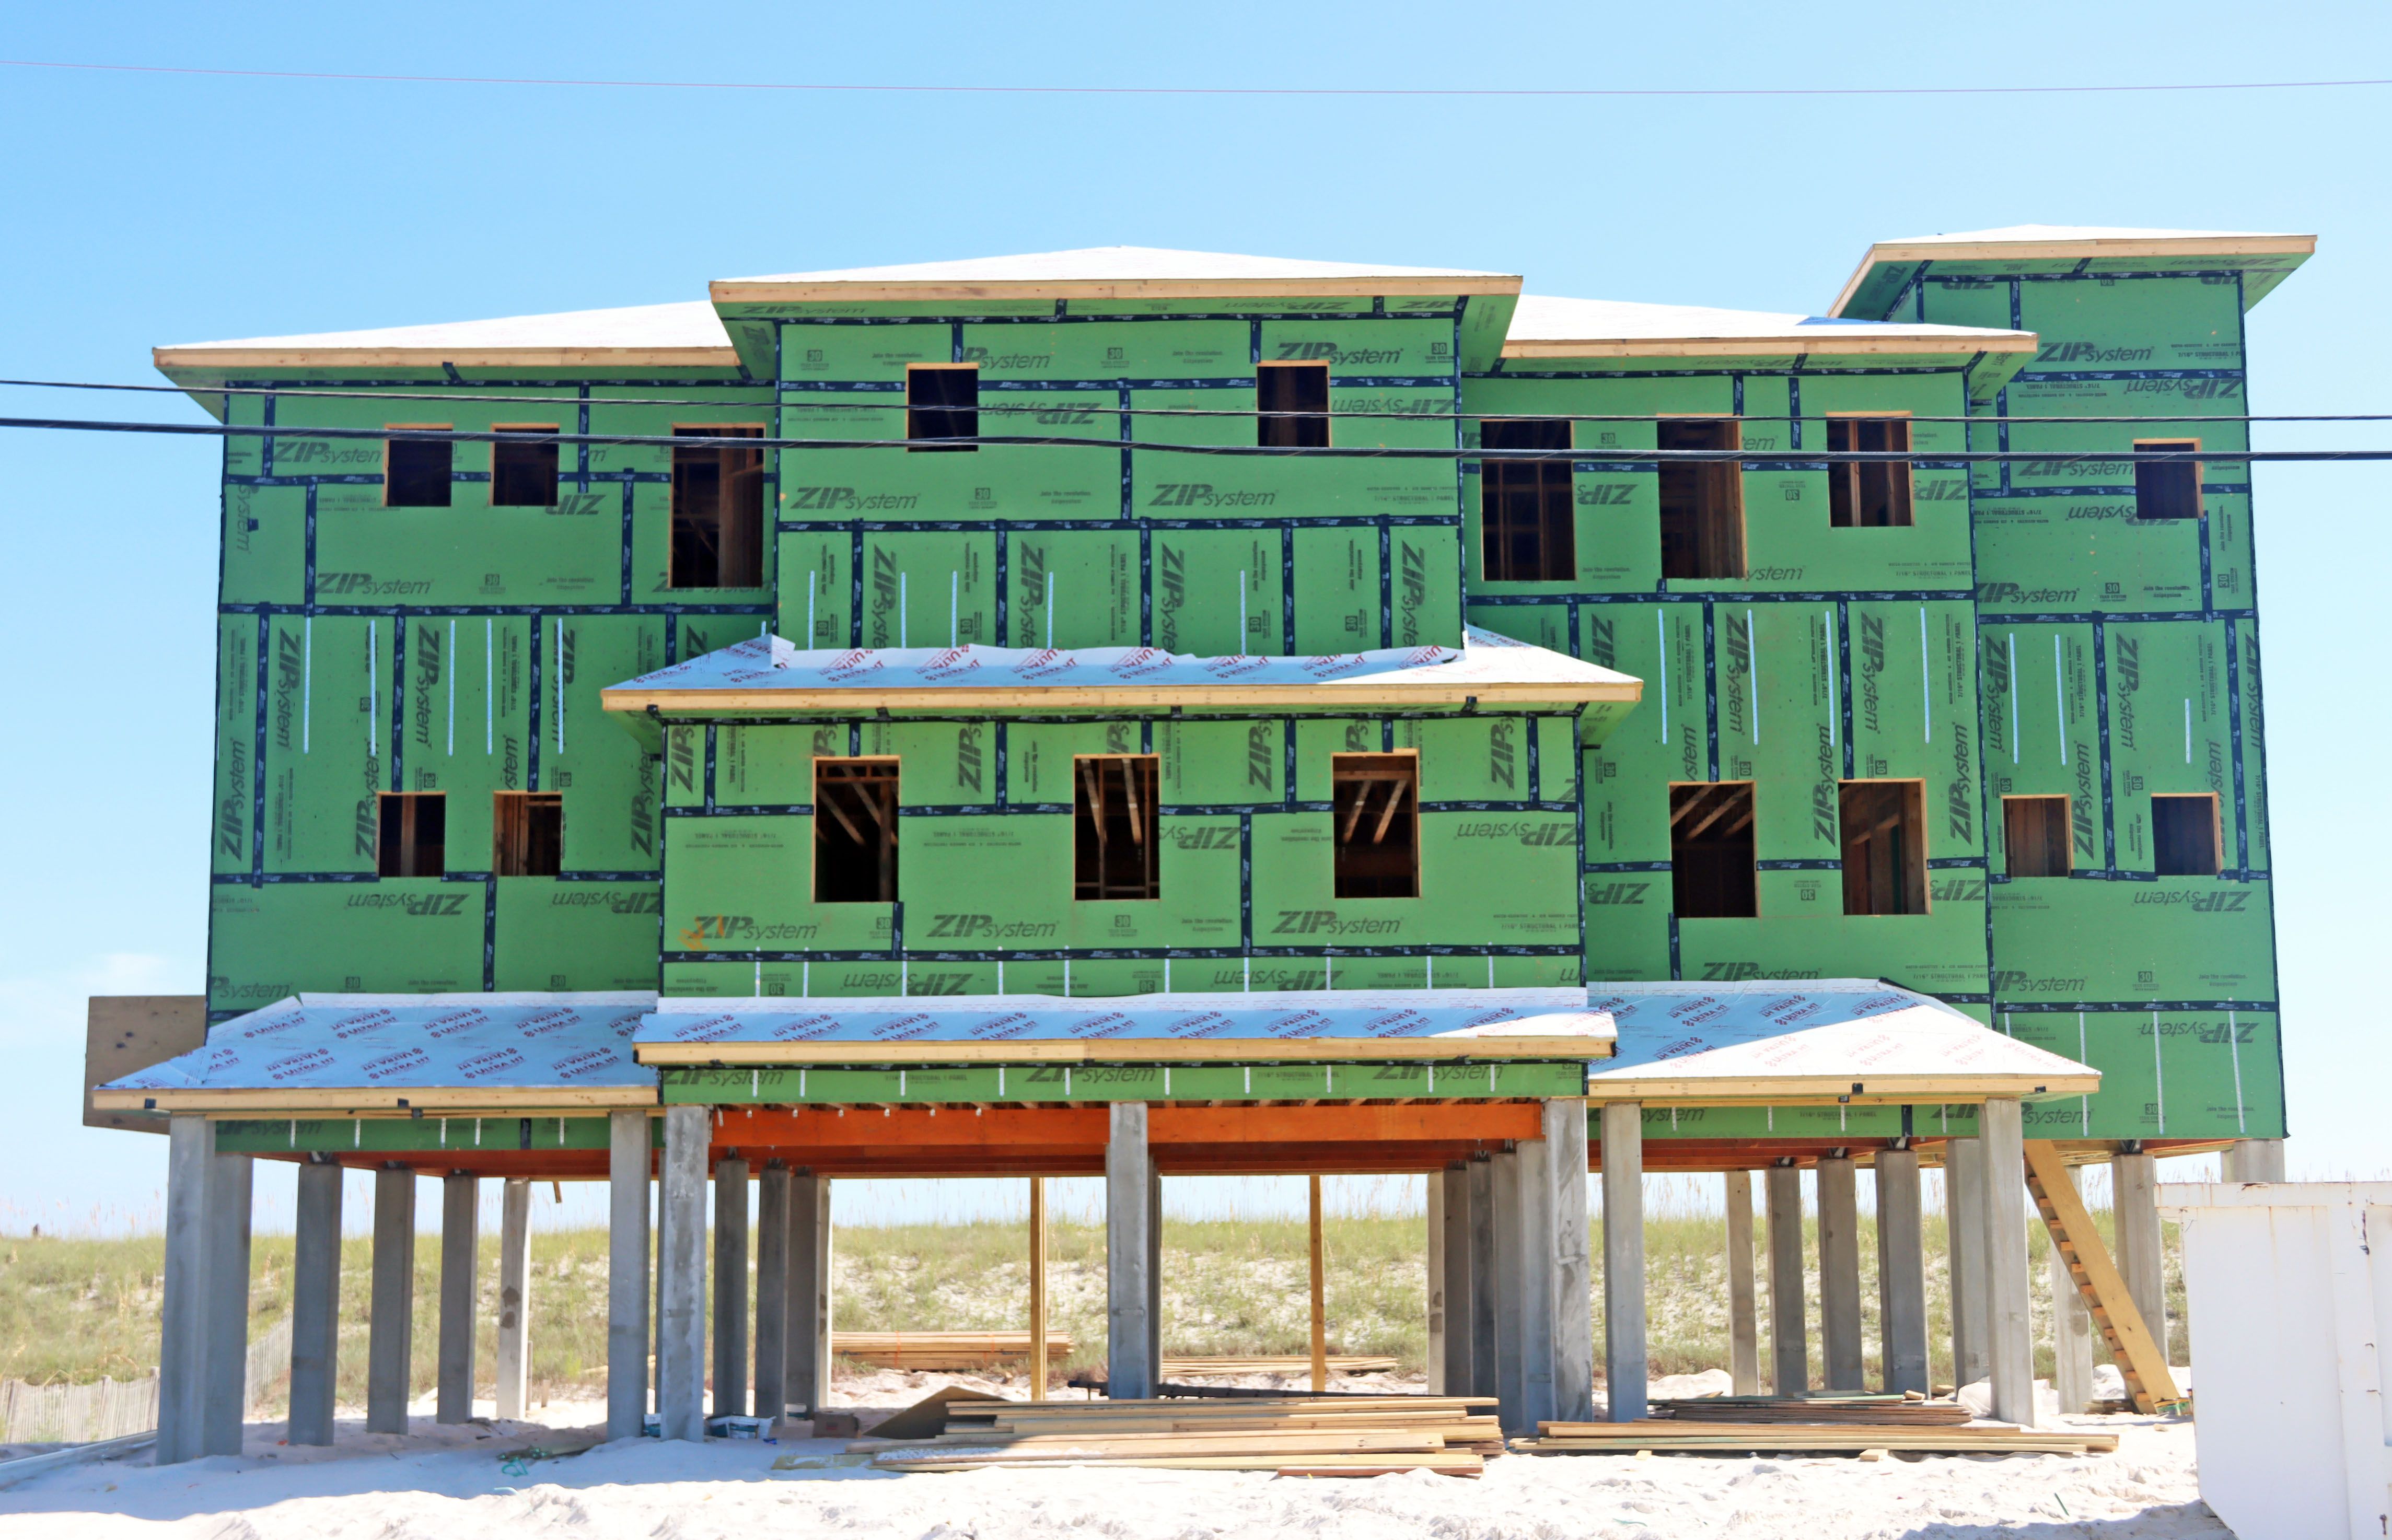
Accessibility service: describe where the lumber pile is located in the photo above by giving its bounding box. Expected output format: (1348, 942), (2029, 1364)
(832, 1331), (1072, 1369)
(862, 1394), (1501, 1477)
(1161, 1355), (1401, 1378)
(1654, 1395), (1973, 1426)
(1516, 1419), (2118, 1458)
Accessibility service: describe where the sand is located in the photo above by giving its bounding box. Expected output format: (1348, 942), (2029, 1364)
(0, 1373), (2226, 1539)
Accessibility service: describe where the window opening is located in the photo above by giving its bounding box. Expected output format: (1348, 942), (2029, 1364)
(2152, 792), (2221, 876)
(2001, 795), (2071, 878)
(1074, 755), (1160, 900)
(815, 759), (900, 902)
(385, 429), (452, 507)
(1656, 418), (1745, 578)
(493, 790), (563, 877)
(1839, 780), (1926, 915)
(1827, 416), (1913, 528)
(907, 365), (979, 450)
(2134, 439), (2202, 520)
(669, 425), (765, 588)
(1257, 362), (1329, 449)
(377, 791), (447, 877)
(491, 426), (559, 507)
(1331, 753), (1419, 898)
(1481, 418), (1576, 581)
(1669, 782), (1757, 918)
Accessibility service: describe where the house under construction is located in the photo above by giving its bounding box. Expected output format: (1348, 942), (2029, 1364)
(91, 227), (2304, 1461)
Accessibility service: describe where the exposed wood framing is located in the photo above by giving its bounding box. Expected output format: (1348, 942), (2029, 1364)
(2023, 1139), (2184, 1413)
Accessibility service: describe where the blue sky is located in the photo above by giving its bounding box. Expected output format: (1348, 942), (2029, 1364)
(2, 0), (2387, 1233)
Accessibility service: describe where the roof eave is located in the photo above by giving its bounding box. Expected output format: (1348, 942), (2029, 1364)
(1580, 1071), (2100, 1103)
(635, 1036), (1613, 1066)
(711, 274), (1524, 306)
(1499, 333), (2035, 361)
(153, 345), (744, 372)
(1829, 233), (2318, 318)
(90, 1085), (657, 1113)
(601, 681), (1644, 714)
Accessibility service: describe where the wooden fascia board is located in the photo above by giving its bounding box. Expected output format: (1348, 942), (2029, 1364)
(91, 1085), (656, 1114)
(1499, 333), (2035, 362)
(602, 681), (1640, 714)
(152, 346), (742, 372)
(709, 276), (1523, 305)
(634, 1037), (1613, 1067)
(1829, 234), (2317, 317)
(1582, 1071), (2098, 1102)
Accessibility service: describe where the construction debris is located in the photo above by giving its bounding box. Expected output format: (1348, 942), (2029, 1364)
(1162, 1355), (1401, 1378)
(860, 1395), (1500, 1477)
(1654, 1395), (1974, 1426)
(834, 1331), (1072, 1370)
(1517, 1420), (2119, 1458)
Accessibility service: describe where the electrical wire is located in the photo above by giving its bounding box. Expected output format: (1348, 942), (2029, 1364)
(3, 413), (2385, 464)
(2, 377), (2381, 428)
(5, 58), (2389, 99)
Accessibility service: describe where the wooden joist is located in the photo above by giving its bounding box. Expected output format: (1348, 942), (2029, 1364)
(833, 1330), (1071, 1369)
(2022, 1140), (2185, 1413)
(1656, 1397), (1971, 1426)
(1160, 1355), (1399, 1378)
(1522, 1420), (2118, 1458)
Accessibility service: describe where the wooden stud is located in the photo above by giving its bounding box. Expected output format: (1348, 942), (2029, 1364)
(1309, 1175), (1328, 1394)
(1029, 1176), (1048, 1402)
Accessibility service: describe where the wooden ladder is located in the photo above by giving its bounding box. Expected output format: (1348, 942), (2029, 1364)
(2022, 1140), (2184, 1414)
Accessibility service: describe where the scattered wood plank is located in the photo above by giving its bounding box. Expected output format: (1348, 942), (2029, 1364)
(1161, 1355), (1400, 1377)
(1519, 1419), (2117, 1458)
(834, 1331), (1072, 1369)
(869, 1393), (1494, 1477)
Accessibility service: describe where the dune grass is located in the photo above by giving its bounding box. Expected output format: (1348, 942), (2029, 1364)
(0, 1204), (2188, 1404)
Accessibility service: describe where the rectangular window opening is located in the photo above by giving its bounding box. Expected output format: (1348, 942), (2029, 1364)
(492, 790), (563, 877)
(1074, 755), (1160, 901)
(1827, 416), (1914, 528)
(2152, 792), (2222, 876)
(1331, 753), (1419, 899)
(384, 429), (453, 507)
(1481, 417), (1576, 582)
(2134, 439), (2202, 520)
(377, 791), (447, 877)
(491, 426), (560, 507)
(669, 425), (765, 589)
(1839, 779), (1926, 916)
(2001, 795), (2072, 879)
(1670, 781), (1757, 918)
(1656, 418), (1745, 579)
(1258, 361), (1329, 449)
(907, 364), (979, 451)
(815, 759), (900, 903)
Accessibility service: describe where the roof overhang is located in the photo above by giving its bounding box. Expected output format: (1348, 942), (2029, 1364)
(1499, 332), (2034, 363)
(1830, 230), (2317, 320)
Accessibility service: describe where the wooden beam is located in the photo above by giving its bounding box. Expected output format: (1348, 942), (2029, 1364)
(637, 1036), (1613, 1066)
(2023, 1140), (2184, 1411)
(1309, 1175), (1328, 1394)
(1029, 1176), (1049, 1403)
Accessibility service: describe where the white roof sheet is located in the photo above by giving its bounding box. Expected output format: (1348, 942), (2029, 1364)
(719, 246), (1508, 286)
(1504, 293), (2027, 348)
(602, 625), (1637, 708)
(1875, 224), (2307, 247)
(157, 300), (734, 356)
(1586, 980), (2094, 1094)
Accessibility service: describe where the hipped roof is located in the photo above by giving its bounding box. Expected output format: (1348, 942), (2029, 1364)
(1830, 223), (2316, 319)
(1501, 293), (2035, 361)
(153, 300), (740, 373)
(600, 625), (1644, 715)
(712, 245), (1522, 302)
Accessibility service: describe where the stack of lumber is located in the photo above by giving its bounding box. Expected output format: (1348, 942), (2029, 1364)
(832, 1331), (1072, 1369)
(1515, 1419), (2118, 1458)
(863, 1395), (1501, 1477)
(1160, 1355), (1401, 1378)
(1655, 1396), (1973, 1426)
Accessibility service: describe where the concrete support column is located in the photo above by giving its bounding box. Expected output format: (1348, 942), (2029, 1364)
(1490, 1150), (1524, 1428)
(2111, 1148), (2166, 1363)
(436, 1174), (480, 1424)
(2223, 1138), (2286, 1183)
(1516, 1135), (1556, 1431)
(657, 1105), (710, 1441)
(1947, 1136), (1990, 1386)
(1550, 1101), (1595, 1424)
(1817, 1153), (1863, 1392)
(1425, 1174), (1446, 1396)
(1724, 1171), (1760, 1395)
(1594, 1101), (1641, 1423)
(201, 1147), (254, 1457)
(712, 1157), (749, 1419)
(1437, 1164), (1472, 1397)
(1981, 1098), (2035, 1426)
(157, 1115), (214, 1465)
(495, 1177), (532, 1420)
(367, 1167), (417, 1436)
(1875, 1146), (1929, 1395)
(1105, 1103), (1155, 1399)
(1146, 1165), (1162, 1380)
(754, 1161), (789, 1421)
(606, 1110), (651, 1441)
(789, 1172), (832, 1414)
(2050, 1166), (2095, 1415)
(288, 1157), (343, 1448)
(1465, 1156), (1497, 1399)
(1765, 1162), (1807, 1395)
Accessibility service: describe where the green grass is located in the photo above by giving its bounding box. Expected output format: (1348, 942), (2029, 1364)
(0, 1206), (2189, 1402)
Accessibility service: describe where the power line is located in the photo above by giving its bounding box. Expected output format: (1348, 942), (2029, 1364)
(5, 377), (2384, 429)
(5, 412), (2387, 465)
(5, 57), (2389, 99)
